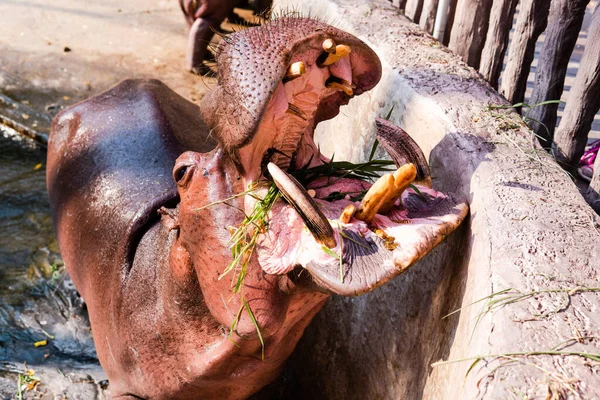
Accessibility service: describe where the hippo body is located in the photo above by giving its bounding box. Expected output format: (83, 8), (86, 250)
(179, 0), (272, 74)
(47, 18), (468, 399)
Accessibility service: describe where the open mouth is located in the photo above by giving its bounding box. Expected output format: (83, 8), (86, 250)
(204, 17), (469, 296)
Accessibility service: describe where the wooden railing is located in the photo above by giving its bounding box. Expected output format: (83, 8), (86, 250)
(393, 0), (600, 173)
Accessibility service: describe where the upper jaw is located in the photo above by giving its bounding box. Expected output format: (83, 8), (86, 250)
(198, 16), (382, 159)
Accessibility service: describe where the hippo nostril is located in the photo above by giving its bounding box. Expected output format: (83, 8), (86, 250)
(174, 166), (188, 182)
(173, 163), (195, 187)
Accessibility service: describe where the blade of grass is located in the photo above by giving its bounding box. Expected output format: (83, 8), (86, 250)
(243, 299), (265, 360)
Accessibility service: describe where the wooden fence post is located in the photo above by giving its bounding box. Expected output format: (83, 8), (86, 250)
(479, 0), (519, 89)
(553, 2), (600, 170)
(585, 152), (600, 213)
(499, 0), (551, 105)
(447, 0), (493, 70)
(526, 0), (589, 149)
(405, 0), (425, 23)
(420, 0), (440, 34)
(442, 0), (458, 45)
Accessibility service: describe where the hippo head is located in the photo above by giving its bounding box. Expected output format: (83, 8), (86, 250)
(167, 17), (468, 339)
(46, 15), (468, 399)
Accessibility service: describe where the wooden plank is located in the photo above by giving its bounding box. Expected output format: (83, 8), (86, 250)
(499, 0), (551, 105)
(405, 0), (424, 22)
(446, 0), (493, 69)
(442, 0), (458, 45)
(554, 2), (600, 169)
(527, 0), (590, 148)
(420, 0), (440, 34)
(478, 0), (519, 89)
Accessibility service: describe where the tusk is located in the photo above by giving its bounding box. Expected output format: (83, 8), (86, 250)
(354, 173), (395, 223)
(322, 38), (337, 53)
(286, 103), (308, 121)
(283, 61), (306, 82)
(375, 118), (432, 188)
(339, 204), (356, 224)
(378, 163), (417, 214)
(325, 77), (354, 96)
(317, 44), (351, 67)
(354, 163), (417, 223)
(268, 163), (337, 248)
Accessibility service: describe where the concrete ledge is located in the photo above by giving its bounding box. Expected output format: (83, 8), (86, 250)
(274, 0), (600, 398)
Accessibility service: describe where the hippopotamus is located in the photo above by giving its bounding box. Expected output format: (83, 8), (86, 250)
(47, 17), (468, 399)
(180, 0), (273, 74)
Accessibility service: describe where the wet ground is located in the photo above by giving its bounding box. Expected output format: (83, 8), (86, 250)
(0, 0), (225, 397)
(0, 126), (108, 398)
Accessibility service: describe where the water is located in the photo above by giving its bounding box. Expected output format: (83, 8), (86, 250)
(0, 126), (106, 398)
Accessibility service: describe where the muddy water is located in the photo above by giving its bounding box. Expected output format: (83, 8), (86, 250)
(0, 127), (106, 398)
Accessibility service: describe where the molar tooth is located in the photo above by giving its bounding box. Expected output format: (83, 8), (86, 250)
(283, 61), (306, 82)
(317, 44), (351, 67)
(286, 103), (308, 120)
(267, 163), (337, 249)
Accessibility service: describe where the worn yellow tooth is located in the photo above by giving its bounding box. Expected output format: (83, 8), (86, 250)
(339, 204), (356, 224)
(354, 173), (395, 223)
(326, 80), (354, 96)
(286, 103), (308, 120)
(284, 61), (306, 81)
(378, 163), (417, 214)
(354, 163), (417, 223)
(307, 189), (316, 198)
(322, 38), (337, 53)
(319, 44), (352, 67)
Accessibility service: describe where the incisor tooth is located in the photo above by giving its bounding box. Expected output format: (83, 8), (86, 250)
(284, 61), (306, 82)
(322, 39), (336, 53)
(354, 174), (395, 223)
(354, 163), (417, 223)
(378, 163), (417, 214)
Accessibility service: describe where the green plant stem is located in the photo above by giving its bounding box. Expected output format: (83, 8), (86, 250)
(432, 349), (600, 368)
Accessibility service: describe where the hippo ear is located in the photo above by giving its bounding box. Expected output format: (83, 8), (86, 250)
(159, 207), (180, 231)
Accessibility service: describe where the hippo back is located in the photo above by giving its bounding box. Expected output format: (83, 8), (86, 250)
(46, 79), (215, 298)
